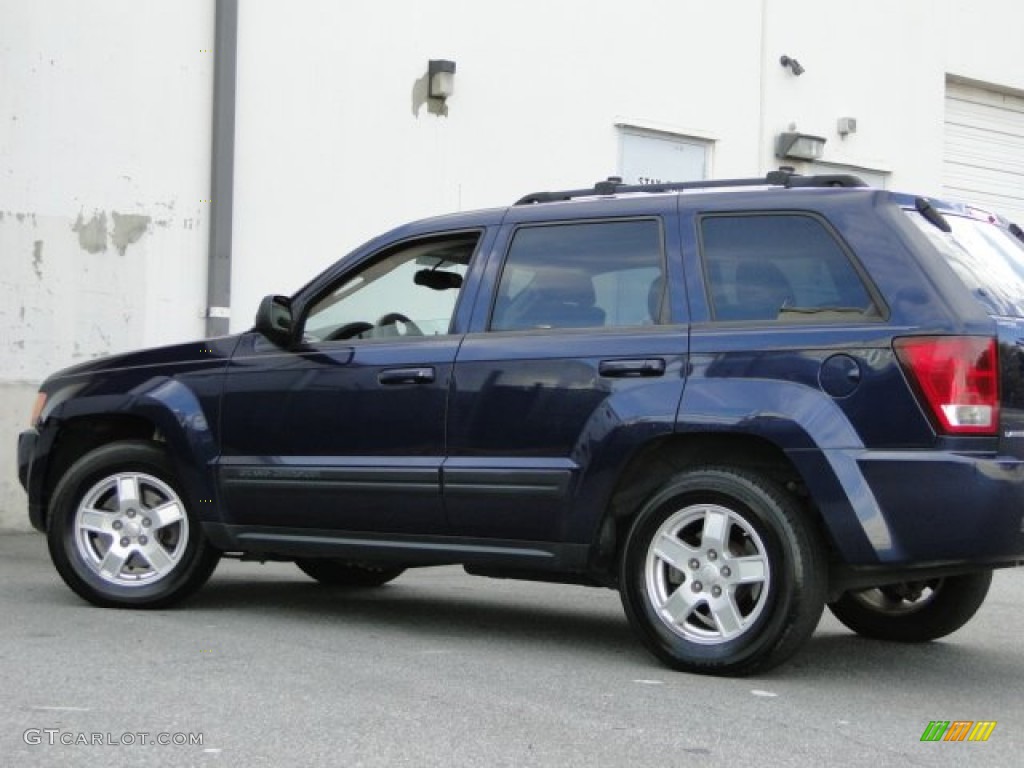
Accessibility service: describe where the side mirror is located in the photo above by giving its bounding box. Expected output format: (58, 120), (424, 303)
(253, 294), (293, 345)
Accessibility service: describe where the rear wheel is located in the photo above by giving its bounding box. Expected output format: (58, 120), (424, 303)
(619, 467), (826, 676)
(47, 441), (220, 608)
(295, 559), (405, 587)
(828, 572), (992, 642)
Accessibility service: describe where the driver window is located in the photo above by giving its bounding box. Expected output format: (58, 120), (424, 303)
(303, 234), (478, 342)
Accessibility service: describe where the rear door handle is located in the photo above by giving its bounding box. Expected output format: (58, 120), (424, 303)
(378, 367), (435, 385)
(598, 358), (666, 378)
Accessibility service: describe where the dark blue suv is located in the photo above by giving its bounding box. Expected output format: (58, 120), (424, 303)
(17, 172), (1024, 675)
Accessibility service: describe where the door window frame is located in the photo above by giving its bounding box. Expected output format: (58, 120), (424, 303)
(482, 216), (670, 334)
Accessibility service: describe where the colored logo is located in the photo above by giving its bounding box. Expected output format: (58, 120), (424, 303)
(920, 721), (996, 742)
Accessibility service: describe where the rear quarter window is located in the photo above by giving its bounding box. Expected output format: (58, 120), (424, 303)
(700, 213), (880, 323)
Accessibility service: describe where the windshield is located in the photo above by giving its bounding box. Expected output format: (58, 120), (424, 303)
(906, 209), (1024, 317)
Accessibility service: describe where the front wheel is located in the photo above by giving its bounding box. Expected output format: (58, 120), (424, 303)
(827, 572), (992, 642)
(619, 467), (826, 676)
(47, 441), (220, 608)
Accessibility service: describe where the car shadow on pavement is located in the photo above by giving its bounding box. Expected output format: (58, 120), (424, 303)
(189, 573), (639, 660)
(10, 528), (1015, 681)
(181, 568), (1022, 681)
(762, 626), (1023, 687)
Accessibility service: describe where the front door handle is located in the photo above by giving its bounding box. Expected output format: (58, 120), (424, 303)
(598, 358), (666, 378)
(378, 367), (435, 385)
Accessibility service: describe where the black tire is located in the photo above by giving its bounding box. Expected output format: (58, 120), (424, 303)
(295, 559), (405, 587)
(619, 467), (826, 676)
(828, 572), (992, 642)
(47, 441), (220, 609)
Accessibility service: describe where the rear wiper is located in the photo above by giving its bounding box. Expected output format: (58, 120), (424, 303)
(915, 197), (952, 233)
(1010, 222), (1024, 244)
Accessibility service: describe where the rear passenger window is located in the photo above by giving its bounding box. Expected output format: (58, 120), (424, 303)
(700, 214), (879, 322)
(490, 220), (665, 331)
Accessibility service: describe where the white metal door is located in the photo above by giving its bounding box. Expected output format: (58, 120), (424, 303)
(618, 127), (710, 185)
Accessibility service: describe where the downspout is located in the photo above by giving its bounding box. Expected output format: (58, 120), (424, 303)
(205, 0), (238, 337)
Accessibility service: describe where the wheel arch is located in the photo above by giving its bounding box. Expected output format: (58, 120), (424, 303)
(40, 380), (220, 530)
(591, 431), (851, 581)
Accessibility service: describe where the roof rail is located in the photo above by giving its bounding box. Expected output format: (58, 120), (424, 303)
(514, 170), (868, 205)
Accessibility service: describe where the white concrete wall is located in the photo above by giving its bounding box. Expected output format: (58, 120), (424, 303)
(0, 0), (213, 528)
(760, 0), (1024, 194)
(229, 0), (767, 325)
(229, 0), (1024, 327)
(762, 0), (946, 190)
(3, 0), (1022, 530)
(943, 0), (1024, 88)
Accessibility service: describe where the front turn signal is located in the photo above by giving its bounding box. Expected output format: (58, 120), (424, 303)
(30, 392), (47, 426)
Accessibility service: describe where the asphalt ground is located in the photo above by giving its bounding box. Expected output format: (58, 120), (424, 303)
(1, 532), (1022, 767)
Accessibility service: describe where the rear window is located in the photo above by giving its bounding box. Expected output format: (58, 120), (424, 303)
(490, 219), (665, 331)
(906, 211), (1024, 317)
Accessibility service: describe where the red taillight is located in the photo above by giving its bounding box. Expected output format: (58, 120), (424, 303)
(894, 336), (999, 435)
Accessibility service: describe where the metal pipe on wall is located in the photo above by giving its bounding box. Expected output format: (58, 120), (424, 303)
(206, 0), (238, 337)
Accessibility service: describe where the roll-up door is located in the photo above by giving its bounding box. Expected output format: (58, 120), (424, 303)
(943, 80), (1024, 224)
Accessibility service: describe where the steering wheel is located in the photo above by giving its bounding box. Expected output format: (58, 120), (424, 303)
(376, 312), (424, 336)
(325, 321), (374, 341)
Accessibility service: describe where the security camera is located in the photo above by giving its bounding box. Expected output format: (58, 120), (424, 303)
(780, 55), (805, 76)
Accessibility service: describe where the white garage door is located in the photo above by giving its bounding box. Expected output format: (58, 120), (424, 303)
(943, 80), (1024, 225)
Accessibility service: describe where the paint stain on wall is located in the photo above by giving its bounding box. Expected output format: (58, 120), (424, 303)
(69, 211), (151, 255)
(32, 240), (43, 279)
(72, 211), (108, 253)
(111, 212), (151, 255)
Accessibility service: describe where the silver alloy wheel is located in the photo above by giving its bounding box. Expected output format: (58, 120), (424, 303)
(847, 581), (940, 615)
(644, 503), (771, 644)
(73, 472), (189, 586)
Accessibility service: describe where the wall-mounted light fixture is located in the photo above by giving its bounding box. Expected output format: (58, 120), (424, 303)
(780, 55), (805, 76)
(837, 116), (858, 137)
(428, 59), (456, 100)
(776, 131), (826, 160)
